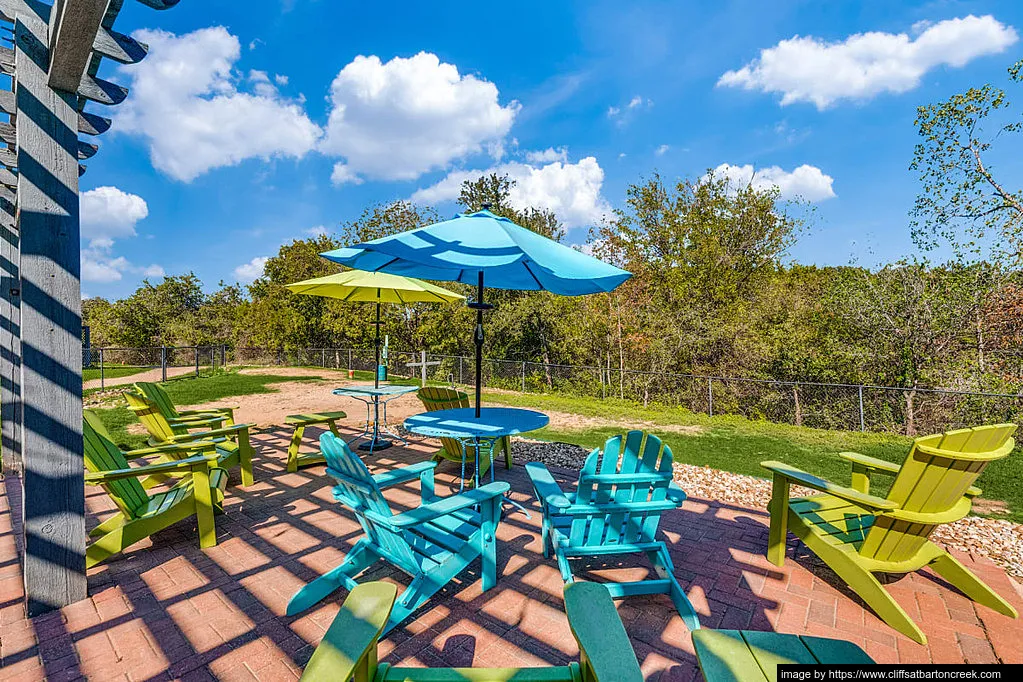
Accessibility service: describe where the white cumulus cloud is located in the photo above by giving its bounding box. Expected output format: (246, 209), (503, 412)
(411, 156), (611, 228)
(718, 15), (1018, 109)
(712, 163), (836, 202)
(117, 27), (321, 181)
(320, 52), (519, 184)
(234, 256), (269, 282)
(524, 147), (568, 163)
(80, 187), (164, 283)
(305, 225), (329, 238)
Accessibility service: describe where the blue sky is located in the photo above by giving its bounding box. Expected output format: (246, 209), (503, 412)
(80, 0), (1023, 298)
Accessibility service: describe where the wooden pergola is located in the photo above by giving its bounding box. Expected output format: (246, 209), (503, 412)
(0, 0), (179, 615)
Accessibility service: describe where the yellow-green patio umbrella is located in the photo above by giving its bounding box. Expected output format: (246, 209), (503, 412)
(285, 270), (464, 388)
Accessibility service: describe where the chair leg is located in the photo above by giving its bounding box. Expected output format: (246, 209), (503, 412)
(192, 468), (218, 549)
(239, 437), (255, 487)
(766, 476), (790, 567)
(386, 574), (434, 634)
(480, 496), (501, 591)
(930, 551), (1018, 618)
(89, 511), (127, 538)
(648, 547), (701, 631)
(817, 545), (927, 644)
(86, 517), (164, 568)
(287, 425), (305, 473)
(286, 540), (374, 615)
(555, 548), (575, 583)
(502, 436), (513, 469)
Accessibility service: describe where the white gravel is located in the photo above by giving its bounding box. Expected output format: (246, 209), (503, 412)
(513, 439), (1023, 580)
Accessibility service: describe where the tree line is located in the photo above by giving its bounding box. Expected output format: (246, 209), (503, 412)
(84, 60), (1023, 416)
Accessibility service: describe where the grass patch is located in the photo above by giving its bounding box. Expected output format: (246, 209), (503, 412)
(483, 390), (1023, 522)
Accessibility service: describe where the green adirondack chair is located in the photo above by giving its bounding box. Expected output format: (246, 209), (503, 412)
(762, 423), (1018, 644)
(124, 390), (255, 486)
(134, 380), (237, 426)
(301, 581), (643, 682)
(286, 432), (510, 634)
(417, 386), (512, 478)
(692, 630), (874, 682)
(84, 410), (229, 568)
(526, 430), (701, 631)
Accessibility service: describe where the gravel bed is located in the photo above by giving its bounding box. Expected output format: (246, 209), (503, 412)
(512, 439), (1023, 580)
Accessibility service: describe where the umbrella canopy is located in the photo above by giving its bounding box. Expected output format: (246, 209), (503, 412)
(319, 209), (631, 418)
(320, 209), (631, 294)
(284, 270), (465, 303)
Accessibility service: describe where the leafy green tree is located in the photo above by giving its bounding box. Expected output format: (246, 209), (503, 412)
(911, 59), (1023, 263)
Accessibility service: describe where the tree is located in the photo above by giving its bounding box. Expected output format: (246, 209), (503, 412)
(911, 59), (1023, 264)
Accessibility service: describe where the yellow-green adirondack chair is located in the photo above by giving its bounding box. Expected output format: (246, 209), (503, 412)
(762, 423), (1018, 644)
(124, 390), (255, 486)
(84, 410), (229, 568)
(301, 581), (643, 682)
(417, 386), (512, 478)
(134, 380), (237, 426)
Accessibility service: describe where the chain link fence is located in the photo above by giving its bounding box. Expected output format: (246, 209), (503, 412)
(220, 347), (1023, 436)
(84, 345), (227, 390)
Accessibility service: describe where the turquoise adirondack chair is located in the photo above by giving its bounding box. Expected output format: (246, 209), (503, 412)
(526, 431), (701, 630)
(286, 432), (510, 633)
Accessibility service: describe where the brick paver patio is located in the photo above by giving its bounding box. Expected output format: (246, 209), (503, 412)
(1, 424), (1022, 680)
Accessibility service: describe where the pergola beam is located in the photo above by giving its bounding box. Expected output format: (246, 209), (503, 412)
(47, 0), (109, 93)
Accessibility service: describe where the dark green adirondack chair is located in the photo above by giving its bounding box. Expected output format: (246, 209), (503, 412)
(134, 380), (237, 426)
(301, 581), (643, 682)
(124, 390), (254, 486)
(526, 430), (700, 630)
(763, 423), (1019, 644)
(287, 432), (509, 634)
(84, 410), (229, 567)
(416, 386), (512, 477)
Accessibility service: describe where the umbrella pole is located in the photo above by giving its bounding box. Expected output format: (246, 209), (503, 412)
(473, 271), (485, 418)
(374, 300), (381, 390)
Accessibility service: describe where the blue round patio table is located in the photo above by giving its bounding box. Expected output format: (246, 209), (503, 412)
(404, 407), (549, 515)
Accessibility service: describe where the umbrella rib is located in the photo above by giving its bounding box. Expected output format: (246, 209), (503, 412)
(521, 260), (545, 290)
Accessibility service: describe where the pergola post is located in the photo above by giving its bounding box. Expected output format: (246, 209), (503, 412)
(0, 0), (180, 615)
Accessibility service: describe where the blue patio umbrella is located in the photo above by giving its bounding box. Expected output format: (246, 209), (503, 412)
(321, 208), (631, 417)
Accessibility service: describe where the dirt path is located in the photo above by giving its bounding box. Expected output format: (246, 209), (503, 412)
(180, 367), (705, 436)
(83, 365), (195, 390)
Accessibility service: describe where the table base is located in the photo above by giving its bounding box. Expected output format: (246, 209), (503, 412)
(358, 438), (393, 452)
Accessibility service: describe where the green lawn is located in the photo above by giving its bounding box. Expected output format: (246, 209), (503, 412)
(482, 390), (1023, 522)
(85, 369), (1022, 521)
(83, 365), (149, 382)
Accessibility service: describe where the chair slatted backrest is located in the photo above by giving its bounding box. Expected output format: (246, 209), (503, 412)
(124, 390), (180, 442)
(83, 410), (149, 517)
(319, 433), (418, 572)
(135, 382), (181, 419)
(569, 431), (675, 548)
(417, 387), (471, 457)
(860, 423), (1016, 563)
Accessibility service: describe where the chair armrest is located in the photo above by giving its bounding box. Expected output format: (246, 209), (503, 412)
(840, 452), (901, 475)
(373, 461), (437, 489)
(579, 472), (671, 486)
(169, 416), (225, 428)
(167, 424), (253, 442)
(301, 582), (396, 682)
(667, 482), (687, 505)
(383, 483), (510, 528)
(565, 583), (643, 682)
(525, 462), (571, 509)
(178, 407), (238, 415)
(124, 440), (221, 458)
(761, 461), (899, 511)
(86, 452), (218, 483)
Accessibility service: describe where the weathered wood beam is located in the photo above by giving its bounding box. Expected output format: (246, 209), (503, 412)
(77, 141), (96, 159)
(47, 0), (109, 93)
(0, 183), (13, 202)
(76, 73), (128, 105)
(0, 167), (16, 187)
(78, 110), (110, 136)
(0, 88), (12, 114)
(93, 26), (147, 64)
(15, 1), (87, 616)
(0, 147), (15, 168)
(0, 121), (13, 144)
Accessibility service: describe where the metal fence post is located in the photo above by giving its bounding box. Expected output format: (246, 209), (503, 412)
(194, 346), (199, 377)
(707, 377), (713, 417)
(420, 350), (427, 387)
(99, 348), (105, 390)
(459, 356), (463, 385)
(321, 349), (326, 368)
(348, 349), (353, 371)
(858, 385), (865, 432)
(521, 361), (526, 393)
(161, 346), (167, 382)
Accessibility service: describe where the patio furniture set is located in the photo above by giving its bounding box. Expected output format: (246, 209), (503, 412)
(80, 376), (1018, 680)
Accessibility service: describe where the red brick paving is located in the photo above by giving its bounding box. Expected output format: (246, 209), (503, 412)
(1, 422), (1022, 680)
